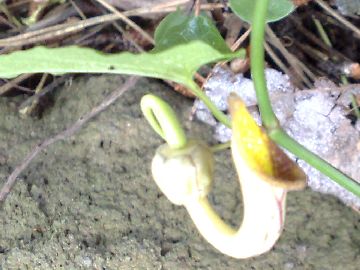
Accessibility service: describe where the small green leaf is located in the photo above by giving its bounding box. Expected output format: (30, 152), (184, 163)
(154, 10), (231, 54)
(0, 42), (242, 83)
(0, 11), (243, 84)
(229, 0), (295, 23)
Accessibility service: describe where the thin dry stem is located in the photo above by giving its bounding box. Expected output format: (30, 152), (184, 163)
(230, 28), (251, 52)
(265, 42), (292, 79)
(19, 73), (49, 116)
(194, 0), (202, 16)
(92, 1), (146, 52)
(94, 0), (154, 45)
(70, 0), (87, 20)
(0, 74), (33, 95)
(266, 25), (314, 88)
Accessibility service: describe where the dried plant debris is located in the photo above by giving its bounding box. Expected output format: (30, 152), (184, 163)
(106, 0), (168, 10)
(104, 0), (176, 18)
(335, 0), (360, 16)
(193, 67), (360, 210)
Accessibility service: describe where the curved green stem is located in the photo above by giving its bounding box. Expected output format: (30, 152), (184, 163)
(187, 80), (231, 128)
(140, 94), (187, 149)
(251, 0), (360, 197)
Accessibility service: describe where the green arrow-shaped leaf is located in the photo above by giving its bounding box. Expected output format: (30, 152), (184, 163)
(0, 11), (243, 86)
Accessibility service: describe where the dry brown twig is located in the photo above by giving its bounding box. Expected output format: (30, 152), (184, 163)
(264, 41), (292, 78)
(194, 0), (202, 17)
(266, 25), (315, 88)
(94, 0), (154, 45)
(19, 73), (49, 116)
(0, 76), (139, 203)
(0, 73), (33, 95)
(91, 1), (146, 52)
(69, 0), (87, 20)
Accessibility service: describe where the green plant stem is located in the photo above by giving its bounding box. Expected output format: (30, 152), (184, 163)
(250, 0), (278, 130)
(270, 129), (360, 197)
(313, 17), (332, 47)
(187, 80), (231, 128)
(251, 0), (360, 197)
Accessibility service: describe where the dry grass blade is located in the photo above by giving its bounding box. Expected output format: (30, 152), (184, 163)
(265, 25), (315, 88)
(94, 0), (154, 45)
(230, 28), (251, 52)
(0, 74), (33, 95)
(265, 42), (292, 80)
(288, 16), (351, 63)
(19, 73), (48, 117)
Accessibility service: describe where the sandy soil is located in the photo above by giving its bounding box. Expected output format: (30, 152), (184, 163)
(0, 75), (359, 269)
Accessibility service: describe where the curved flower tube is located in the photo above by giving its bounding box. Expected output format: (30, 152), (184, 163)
(145, 93), (307, 259)
(141, 94), (187, 150)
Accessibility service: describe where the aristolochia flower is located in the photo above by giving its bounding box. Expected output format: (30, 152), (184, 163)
(151, 93), (306, 259)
